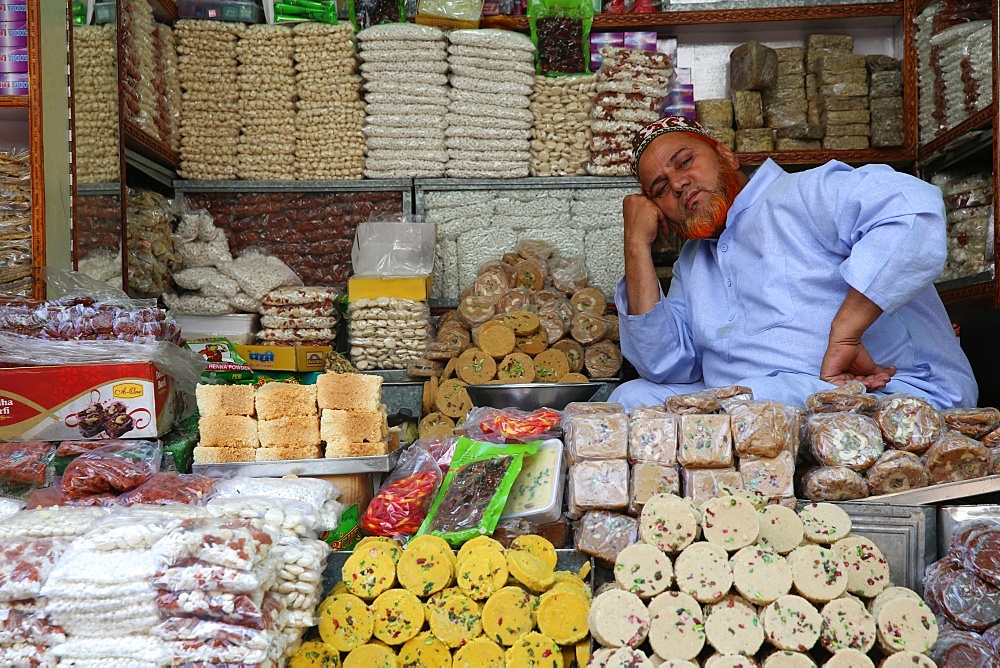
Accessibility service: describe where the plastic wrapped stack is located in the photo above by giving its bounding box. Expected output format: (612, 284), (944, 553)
(933, 17), (993, 132)
(348, 297), (432, 371)
(695, 97), (736, 149)
(867, 55), (904, 147)
(153, 23), (181, 153)
(120, 0), (160, 141)
(445, 29), (537, 179)
(529, 74), (596, 176)
(729, 41), (778, 153)
(0, 536), (68, 666)
(565, 402), (631, 519)
(359, 23), (450, 178)
(71, 24), (119, 183)
(237, 25), (296, 181)
(175, 20), (244, 180)
(256, 286), (341, 347)
(0, 149), (32, 296)
(770, 47), (825, 150)
(934, 169), (995, 282)
(126, 187), (178, 297)
(915, 1), (940, 142)
(293, 22), (365, 180)
(587, 46), (672, 176)
(806, 34), (870, 151)
(0, 296), (181, 343)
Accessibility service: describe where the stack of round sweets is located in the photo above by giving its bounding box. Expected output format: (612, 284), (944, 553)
(72, 24), (119, 183)
(529, 73), (597, 176)
(589, 494), (940, 666)
(293, 534), (591, 667)
(348, 297), (432, 371)
(358, 23), (450, 179)
(445, 29), (537, 179)
(236, 24), (297, 181)
(293, 22), (365, 180)
(120, 0), (160, 141)
(154, 23), (182, 153)
(175, 20), (244, 180)
(587, 46), (674, 177)
(257, 286), (341, 346)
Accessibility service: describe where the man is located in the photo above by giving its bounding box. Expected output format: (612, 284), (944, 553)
(608, 116), (977, 412)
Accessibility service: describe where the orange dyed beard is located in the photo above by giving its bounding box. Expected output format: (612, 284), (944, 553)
(671, 154), (743, 240)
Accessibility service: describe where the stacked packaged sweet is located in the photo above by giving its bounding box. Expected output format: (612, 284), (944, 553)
(0, 149), (32, 297)
(564, 402), (630, 519)
(119, 0), (160, 141)
(348, 297), (433, 371)
(586, 495), (940, 666)
(256, 286), (341, 347)
(71, 24), (119, 184)
(0, 295), (181, 343)
(126, 187), (179, 297)
(932, 169), (995, 282)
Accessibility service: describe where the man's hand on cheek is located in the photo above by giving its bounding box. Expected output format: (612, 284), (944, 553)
(623, 194), (667, 248)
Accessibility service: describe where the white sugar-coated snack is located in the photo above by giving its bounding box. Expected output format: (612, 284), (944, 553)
(0, 506), (111, 540)
(640, 493), (701, 553)
(615, 542), (673, 598)
(833, 536), (890, 597)
(704, 595), (764, 655)
(674, 542), (733, 604)
(209, 476), (339, 511)
(705, 654), (763, 668)
(50, 636), (171, 664)
(588, 589), (651, 648)
(819, 597), (876, 653)
(877, 651), (936, 667)
(757, 505), (805, 554)
(205, 496), (323, 538)
(702, 496), (760, 551)
(44, 548), (158, 587)
(605, 647), (655, 667)
(763, 594), (823, 652)
(731, 545), (792, 604)
(799, 503), (852, 544)
(763, 651), (818, 667)
(823, 648), (875, 667)
(73, 515), (182, 552)
(648, 591), (705, 660)
(875, 597), (938, 654)
(447, 28), (536, 51)
(788, 545), (848, 602)
(867, 587), (920, 619)
(358, 22), (446, 41)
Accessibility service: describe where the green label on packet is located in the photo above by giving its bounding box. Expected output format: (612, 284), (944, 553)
(323, 503), (362, 550)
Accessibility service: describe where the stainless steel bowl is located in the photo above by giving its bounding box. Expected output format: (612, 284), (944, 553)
(465, 382), (605, 411)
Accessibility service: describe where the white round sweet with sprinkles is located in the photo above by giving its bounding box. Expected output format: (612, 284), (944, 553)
(704, 653), (763, 668)
(789, 544), (848, 602)
(878, 650), (936, 667)
(833, 536), (891, 598)
(875, 597), (938, 655)
(648, 591), (705, 661)
(757, 505), (805, 555)
(799, 503), (852, 544)
(704, 594), (765, 656)
(731, 545), (793, 605)
(615, 542), (673, 599)
(675, 542), (734, 603)
(605, 646), (655, 667)
(657, 659), (699, 668)
(819, 597), (876, 653)
(867, 586), (920, 619)
(762, 650), (817, 667)
(763, 594), (822, 652)
(640, 494), (701, 553)
(588, 588), (651, 649)
(823, 648), (875, 667)
(702, 496), (760, 551)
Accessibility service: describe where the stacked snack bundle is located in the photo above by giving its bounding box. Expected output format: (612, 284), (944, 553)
(0, 533), (68, 666)
(166, 208), (238, 316)
(175, 19), (243, 180)
(256, 286), (341, 347)
(347, 297), (433, 371)
(806, 34), (870, 151)
(587, 46), (673, 176)
(119, 0), (160, 142)
(564, 402), (630, 520)
(695, 97), (736, 149)
(769, 47), (824, 151)
(194, 384), (259, 464)
(866, 55), (904, 148)
(583, 496), (939, 666)
(236, 24), (296, 181)
(71, 24), (119, 183)
(254, 382), (322, 461)
(152, 23), (181, 153)
(359, 23), (450, 178)
(933, 14), (992, 132)
(293, 22), (366, 180)
(729, 41), (779, 153)
(529, 73), (596, 176)
(0, 149), (31, 296)
(445, 29), (537, 179)
(126, 187), (179, 297)
(932, 169), (995, 281)
(317, 371), (391, 458)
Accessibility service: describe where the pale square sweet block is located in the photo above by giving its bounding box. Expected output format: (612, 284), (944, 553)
(628, 408), (679, 465)
(320, 407), (387, 444)
(198, 415), (258, 449)
(255, 383), (317, 420)
(729, 400), (796, 458)
(325, 441), (390, 458)
(196, 384), (255, 417)
(567, 459), (629, 515)
(629, 462), (681, 515)
(679, 414), (733, 468)
(682, 467), (743, 509)
(258, 416), (321, 449)
(256, 445), (322, 461)
(316, 372), (382, 411)
(739, 451), (796, 499)
(563, 413), (628, 464)
(193, 446), (257, 464)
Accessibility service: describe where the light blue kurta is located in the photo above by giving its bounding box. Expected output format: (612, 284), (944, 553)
(610, 158), (978, 412)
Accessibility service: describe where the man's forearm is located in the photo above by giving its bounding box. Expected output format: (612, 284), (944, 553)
(624, 241), (662, 316)
(830, 287), (884, 343)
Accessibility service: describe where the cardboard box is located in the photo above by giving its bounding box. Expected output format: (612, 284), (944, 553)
(0, 70), (26, 95)
(235, 345), (331, 372)
(0, 362), (178, 441)
(0, 47), (27, 73)
(348, 275), (433, 302)
(0, 21), (26, 47)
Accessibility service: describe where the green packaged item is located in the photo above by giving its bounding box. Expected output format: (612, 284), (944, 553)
(185, 338), (254, 384)
(323, 503), (362, 549)
(231, 371), (322, 387)
(417, 437), (538, 547)
(527, 0), (593, 76)
(349, 0), (404, 30)
(160, 413), (200, 473)
(272, 0), (339, 23)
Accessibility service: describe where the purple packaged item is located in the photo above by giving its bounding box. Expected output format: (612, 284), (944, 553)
(589, 32), (623, 71)
(0, 47), (27, 73)
(657, 36), (677, 66)
(0, 71), (27, 95)
(0, 4), (26, 21)
(0, 21), (25, 48)
(623, 30), (657, 52)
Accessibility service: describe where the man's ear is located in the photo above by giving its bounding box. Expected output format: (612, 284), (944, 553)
(715, 142), (741, 170)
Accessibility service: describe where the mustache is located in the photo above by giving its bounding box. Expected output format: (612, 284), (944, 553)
(674, 166), (743, 240)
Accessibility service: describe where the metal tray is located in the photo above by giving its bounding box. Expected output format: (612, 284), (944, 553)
(193, 448), (401, 478)
(322, 547), (593, 595)
(853, 474), (1000, 506)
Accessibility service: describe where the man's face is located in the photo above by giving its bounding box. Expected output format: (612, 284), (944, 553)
(637, 132), (744, 240)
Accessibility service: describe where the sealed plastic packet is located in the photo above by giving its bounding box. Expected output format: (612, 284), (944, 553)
(185, 337), (254, 384)
(350, 0), (406, 31)
(466, 406), (563, 443)
(361, 444), (442, 537)
(527, 0), (594, 75)
(60, 440), (162, 499)
(416, 436), (538, 546)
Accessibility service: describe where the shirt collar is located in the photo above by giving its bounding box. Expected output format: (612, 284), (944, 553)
(727, 158), (786, 221)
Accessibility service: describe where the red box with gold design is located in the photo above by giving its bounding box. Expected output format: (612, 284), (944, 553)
(0, 362), (178, 441)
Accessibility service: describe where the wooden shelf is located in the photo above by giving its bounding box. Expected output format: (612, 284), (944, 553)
(738, 146), (912, 167)
(482, 2), (902, 30)
(122, 119), (179, 172)
(149, 0), (178, 22)
(937, 275), (996, 305)
(917, 104), (996, 162)
(0, 97), (27, 108)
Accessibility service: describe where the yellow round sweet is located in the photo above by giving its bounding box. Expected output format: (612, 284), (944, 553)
(550, 572), (591, 600)
(453, 637), (505, 668)
(481, 585), (536, 646)
(457, 535), (505, 563)
(318, 594), (374, 653)
(355, 536), (403, 564)
(507, 549), (555, 593)
(289, 640), (341, 668)
(397, 541), (454, 597)
(399, 631), (451, 667)
(576, 639), (591, 667)
(427, 589), (482, 648)
(510, 534), (558, 570)
(342, 643), (396, 668)
(341, 549), (396, 600)
(464, 546), (508, 591)
(407, 534), (457, 566)
(505, 631), (563, 667)
(536, 589), (590, 644)
(457, 555), (499, 601)
(371, 588), (424, 646)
